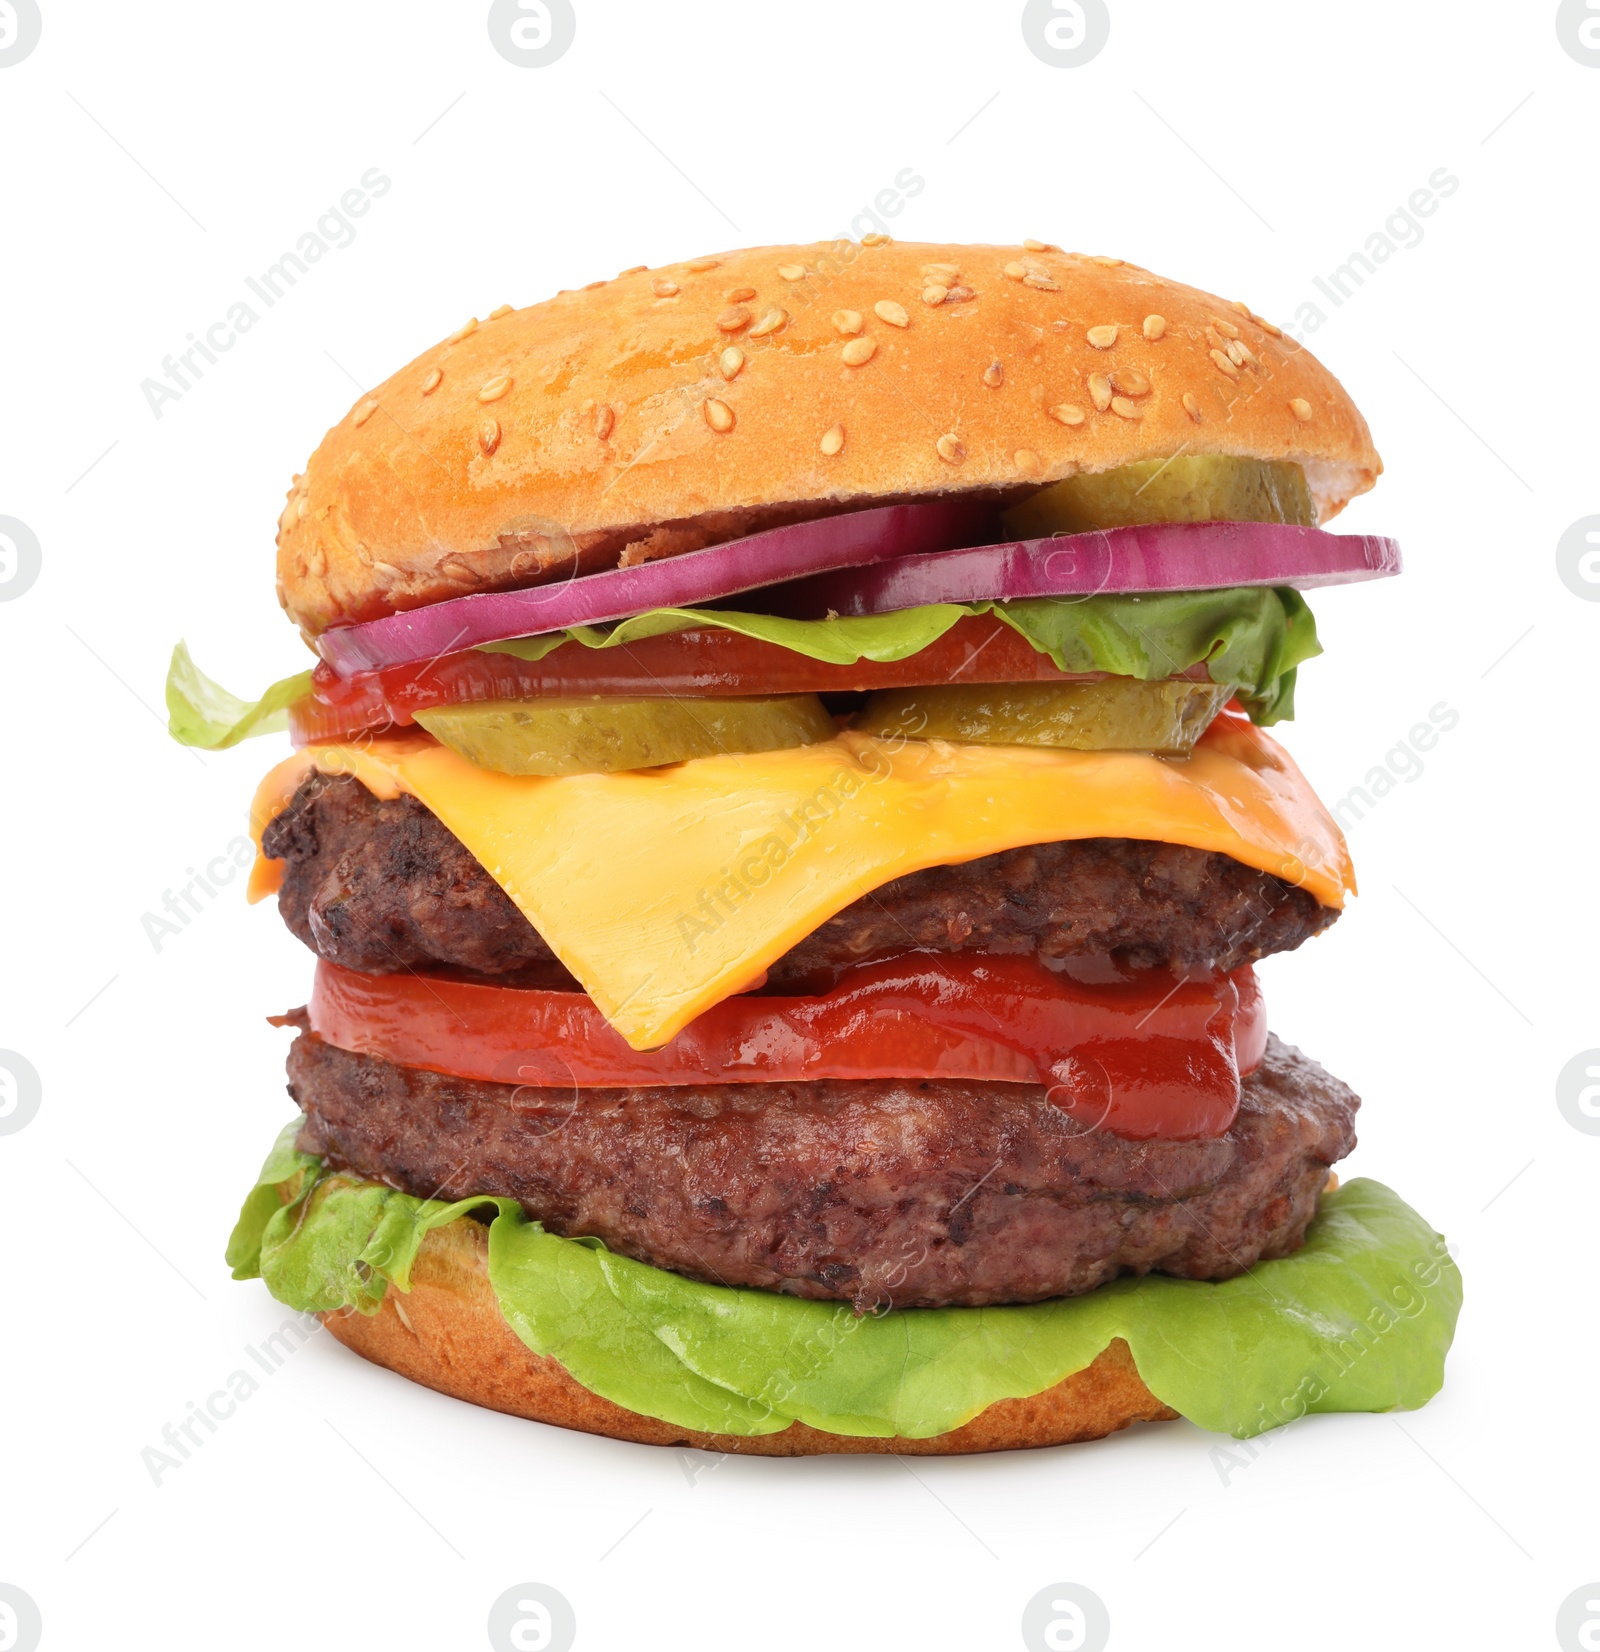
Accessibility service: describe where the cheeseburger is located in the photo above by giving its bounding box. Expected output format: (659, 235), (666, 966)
(173, 240), (1460, 1454)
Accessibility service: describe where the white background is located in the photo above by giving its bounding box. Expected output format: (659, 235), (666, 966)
(2, 2), (1596, 1648)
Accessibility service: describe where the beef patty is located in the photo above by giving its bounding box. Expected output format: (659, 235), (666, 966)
(263, 773), (1336, 984)
(288, 1028), (1357, 1312)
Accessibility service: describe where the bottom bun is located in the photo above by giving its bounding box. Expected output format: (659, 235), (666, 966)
(321, 1216), (1178, 1455)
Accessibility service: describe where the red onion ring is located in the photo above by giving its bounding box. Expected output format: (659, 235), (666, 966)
(764, 521), (1401, 620)
(316, 497), (994, 676)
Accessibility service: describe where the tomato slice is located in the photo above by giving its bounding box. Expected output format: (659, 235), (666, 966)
(288, 616), (1159, 745)
(304, 953), (1265, 1140)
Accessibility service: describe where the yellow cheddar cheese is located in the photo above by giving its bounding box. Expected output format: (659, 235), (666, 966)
(249, 716), (1352, 1050)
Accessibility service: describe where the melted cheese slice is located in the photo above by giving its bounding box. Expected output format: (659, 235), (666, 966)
(250, 716), (1353, 1051)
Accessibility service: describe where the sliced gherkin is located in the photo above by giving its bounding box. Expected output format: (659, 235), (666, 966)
(1001, 455), (1316, 539)
(853, 678), (1235, 757)
(415, 694), (837, 776)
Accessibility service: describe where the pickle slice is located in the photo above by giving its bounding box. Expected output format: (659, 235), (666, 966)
(1000, 455), (1316, 539)
(415, 694), (836, 775)
(853, 678), (1235, 757)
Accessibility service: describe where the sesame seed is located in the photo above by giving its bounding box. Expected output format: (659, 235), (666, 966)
(477, 374), (512, 403)
(1111, 367), (1150, 397)
(726, 287), (757, 302)
(874, 300), (910, 328)
(983, 360), (1004, 388)
(1088, 373), (1113, 411)
(1142, 314), (1167, 341)
(686, 257), (720, 273)
(1110, 396), (1141, 420)
(716, 306), (752, 333)
(861, 232), (890, 247)
(922, 263), (960, 282)
(297, 496), (309, 521)
(594, 403), (615, 439)
(1022, 238), (1049, 252)
(1234, 340), (1259, 370)
(353, 399), (378, 426)
(748, 306), (788, 338)
(922, 284), (949, 306)
(447, 318), (478, 343)
(479, 418), (501, 455)
(652, 277), (681, 297)
(936, 433), (966, 464)
(831, 309), (864, 335)
(489, 303), (514, 320)
(583, 280), (607, 290)
(1289, 397), (1314, 422)
(421, 369), (443, 395)
(617, 266), (648, 278)
(719, 346), (746, 380)
(945, 285), (975, 302)
(1226, 340), (1247, 367)
(1182, 392), (1202, 423)
(841, 336), (877, 367)
(1209, 348), (1240, 380)
(1230, 299), (1253, 318)
(1090, 256), (1124, 267)
(1252, 312), (1284, 338)
(1003, 261), (1026, 281)
(1013, 448), (1044, 477)
(1212, 316), (1242, 340)
(1086, 325), (1119, 349)
(820, 423), (845, 456)
(776, 263), (807, 280)
(1023, 272), (1060, 291)
(703, 398), (735, 434)
(1049, 403), (1086, 426)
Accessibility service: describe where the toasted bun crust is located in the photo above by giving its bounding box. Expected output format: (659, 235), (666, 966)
(321, 1217), (1176, 1455)
(277, 241), (1381, 637)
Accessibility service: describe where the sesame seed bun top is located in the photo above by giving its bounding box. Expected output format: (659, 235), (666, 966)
(275, 240), (1382, 638)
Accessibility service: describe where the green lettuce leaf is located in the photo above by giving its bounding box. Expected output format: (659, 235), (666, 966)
(482, 588), (1320, 725)
(166, 642), (313, 749)
(168, 587), (1320, 747)
(228, 1137), (1459, 1441)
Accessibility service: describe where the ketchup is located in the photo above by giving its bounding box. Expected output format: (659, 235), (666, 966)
(305, 952), (1264, 1140)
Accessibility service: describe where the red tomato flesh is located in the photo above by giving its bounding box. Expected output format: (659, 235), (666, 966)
(288, 616), (1197, 745)
(304, 953), (1265, 1140)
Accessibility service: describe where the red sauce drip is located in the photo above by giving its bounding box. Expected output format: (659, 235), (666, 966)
(305, 952), (1263, 1140)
